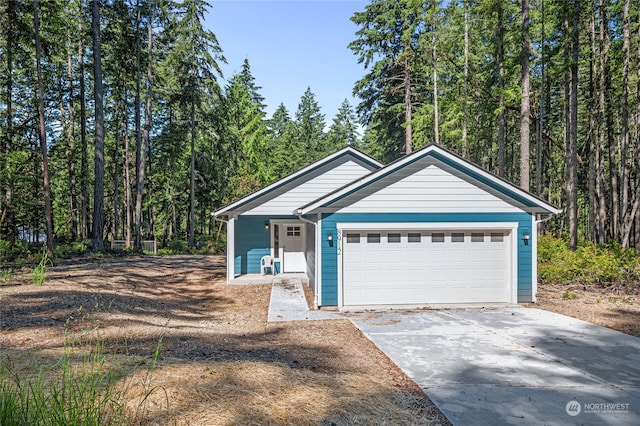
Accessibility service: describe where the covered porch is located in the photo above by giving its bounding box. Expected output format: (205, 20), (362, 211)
(229, 272), (310, 286)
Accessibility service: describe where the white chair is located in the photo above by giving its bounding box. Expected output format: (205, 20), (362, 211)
(260, 255), (274, 275)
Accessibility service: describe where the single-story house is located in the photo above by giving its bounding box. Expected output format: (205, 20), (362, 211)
(213, 144), (560, 308)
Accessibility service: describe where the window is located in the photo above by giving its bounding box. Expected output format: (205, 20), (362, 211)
(346, 233), (360, 243)
(471, 233), (484, 242)
(491, 233), (504, 242)
(367, 233), (381, 243)
(431, 233), (444, 243)
(287, 226), (301, 237)
(387, 233), (401, 243)
(452, 233), (465, 243)
(408, 233), (421, 243)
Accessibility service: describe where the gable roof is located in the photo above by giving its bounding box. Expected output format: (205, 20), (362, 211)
(213, 146), (383, 217)
(296, 143), (561, 215)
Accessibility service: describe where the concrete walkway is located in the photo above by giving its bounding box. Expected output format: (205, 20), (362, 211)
(349, 307), (640, 426)
(267, 277), (341, 322)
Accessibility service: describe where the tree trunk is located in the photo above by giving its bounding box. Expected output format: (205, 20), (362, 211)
(3, 0), (16, 245)
(567, 0), (580, 250)
(432, 33), (439, 146)
(91, 0), (105, 251)
(134, 3), (145, 252)
(67, 41), (78, 240)
(497, 3), (505, 178)
(189, 94), (196, 249)
(619, 0), (631, 247)
(113, 104), (120, 244)
(462, 0), (469, 157)
(78, 9), (89, 241)
(519, 0), (530, 191)
(124, 93), (132, 248)
(403, 58), (412, 154)
(536, 0), (545, 200)
(593, 3), (607, 244)
(588, 11), (597, 242)
(142, 0), (154, 242)
(34, 0), (54, 258)
(599, 0), (618, 241)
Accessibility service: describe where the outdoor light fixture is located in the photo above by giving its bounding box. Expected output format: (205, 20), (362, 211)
(264, 222), (269, 230)
(327, 232), (333, 247)
(523, 231), (530, 246)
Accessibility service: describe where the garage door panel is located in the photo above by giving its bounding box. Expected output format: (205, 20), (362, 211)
(342, 229), (511, 306)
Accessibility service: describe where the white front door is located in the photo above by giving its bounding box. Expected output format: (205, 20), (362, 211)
(279, 223), (306, 272)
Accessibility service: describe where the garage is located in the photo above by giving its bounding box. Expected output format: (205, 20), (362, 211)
(293, 144), (560, 307)
(341, 227), (514, 306)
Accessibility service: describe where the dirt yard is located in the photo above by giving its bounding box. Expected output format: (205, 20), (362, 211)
(2, 256), (639, 425)
(525, 282), (640, 338)
(0, 255), (448, 425)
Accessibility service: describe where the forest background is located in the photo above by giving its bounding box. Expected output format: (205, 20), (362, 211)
(1, 0), (639, 260)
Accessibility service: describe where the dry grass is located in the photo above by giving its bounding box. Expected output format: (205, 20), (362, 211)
(124, 360), (433, 425)
(0, 255), (448, 425)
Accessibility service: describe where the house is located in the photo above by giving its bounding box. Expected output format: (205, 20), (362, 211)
(213, 144), (560, 308)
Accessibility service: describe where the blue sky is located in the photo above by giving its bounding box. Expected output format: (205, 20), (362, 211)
(205, 0), (368, 121)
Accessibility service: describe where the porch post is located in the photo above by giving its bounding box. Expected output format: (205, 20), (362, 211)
(227, 216), (235, 282)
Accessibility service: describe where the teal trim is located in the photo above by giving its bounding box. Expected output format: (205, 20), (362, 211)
(235, 215), (296, 274)
(319, 212), (534, 306)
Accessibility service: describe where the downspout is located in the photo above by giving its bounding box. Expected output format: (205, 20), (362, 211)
(295, 209), (319, 309)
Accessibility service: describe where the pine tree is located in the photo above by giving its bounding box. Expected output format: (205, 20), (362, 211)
(164, 0), (224, 249)
(294, 87), (326, 163)
(326, 99), (359, 151)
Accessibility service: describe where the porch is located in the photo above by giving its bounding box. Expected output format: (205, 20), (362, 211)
(229, 273), (309, 286)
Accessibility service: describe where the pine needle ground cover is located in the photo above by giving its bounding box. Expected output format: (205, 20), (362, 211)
(0, 255), (448, 425)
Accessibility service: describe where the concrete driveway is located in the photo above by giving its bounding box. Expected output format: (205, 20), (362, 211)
(349, 307), (640, 425)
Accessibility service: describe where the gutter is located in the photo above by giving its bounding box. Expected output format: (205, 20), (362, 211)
(535, 210), (561, 228)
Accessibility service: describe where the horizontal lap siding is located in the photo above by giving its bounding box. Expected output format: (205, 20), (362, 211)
(335, 164), (521, 213)
(235, 216), (271, 274)
(246, 160), (373, 215)
(320, 212), (533, 306)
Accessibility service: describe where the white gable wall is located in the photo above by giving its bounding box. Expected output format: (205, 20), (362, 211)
(245, 160), (370, 215)
(336, 164), (521, 213)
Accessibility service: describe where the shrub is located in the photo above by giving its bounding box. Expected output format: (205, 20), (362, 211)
(538, 233), (640, 286)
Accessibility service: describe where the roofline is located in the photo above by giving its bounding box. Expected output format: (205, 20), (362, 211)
(297, 143), (561, 215)
(213, 146), (383, 217)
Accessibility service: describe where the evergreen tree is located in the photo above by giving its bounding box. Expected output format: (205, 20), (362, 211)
(293, 87), (326, 163)
(267, 103), (296, 179)
(350, 0), (431, 156)
(164, 0), (224, 249)
(221, 68), (269, 197)
(326, 99), (359, 151)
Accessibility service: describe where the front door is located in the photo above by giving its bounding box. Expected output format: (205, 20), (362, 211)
(279, 223), (306, 272)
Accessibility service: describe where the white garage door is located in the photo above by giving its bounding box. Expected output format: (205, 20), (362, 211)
(342, 229), (511, 306)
